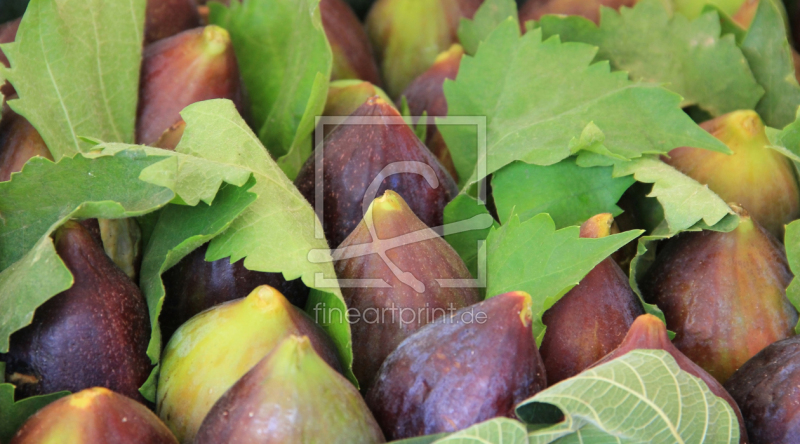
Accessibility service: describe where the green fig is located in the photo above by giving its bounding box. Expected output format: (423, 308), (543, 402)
(539, 214), (644, 385)
(9, 388), (177, 444)
(320, 79), (393, 137)
(664, 110), (800, 240)
(519, 0), (639, 25)
(195, 335), (385, 444)
(641, 205), (798, 383)
(294, 96), (458, 248)
(331, 190), (480, 387)
(591, 314), (748, 444)
(156, 285), (341, 443)
(321, 0), (382, 85)
(0, 99), (52, 182)
(366, 291), (547, 440)
(399, 44), (462, 181)
(159, 242), (309, 343)
(724, 335), (800, 444)
(2, 221), (151, 403)
(365, 0), (483, 98)
(145, 0), (201, 44)
(137, 25), (242, 145)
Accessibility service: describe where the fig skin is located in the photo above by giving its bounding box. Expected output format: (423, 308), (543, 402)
(2, 221), (151, 403)
(365, 0), (483, 98)
(519, 0), (639, 25)
(320, 79), (393, 138)
(0, 99), (52, 182)
(320, 0), (382, 86)
(137, 25), (242, 146)
(195, 336), (386, 444)
(160, 242), (309, 343)
(399, 44), (462, 181)
(663, 110), (800, 240)
(144, 0), (200, 45)
(539, 214), (644, 385)
(153, 119), (186, 151)
(724, 336), (800, 444)
(592, 314), (749, 444)
(9, 387), (177, 444)
(294, 96), (458, 248)
(366, 291), (547, 440)
(156, 285), (341, 443)
(641, 207), (798, 384)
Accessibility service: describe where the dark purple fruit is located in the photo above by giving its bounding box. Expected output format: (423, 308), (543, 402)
(145, 0), (200, 44)
(366, 291), (546, 440)
(294, 96), (458, 248)
(321, 0), (382, 86)
(2, 221), (151, 403)
(195, 335), (385, 444)
(519, 0), (639, 25)
(539, 213), (644, 385)
(0, 99), (52, 182)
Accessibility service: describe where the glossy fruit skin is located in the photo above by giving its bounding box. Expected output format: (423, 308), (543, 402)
(365, 0), (482, 98)
(10, 387), (177, 444)
(195, 336), (385, 444)
(0, 99), (52, 182)
(321, 0), (382, 86)
(156, 285), (340, 443)
(399, 44), (462, 181)
(160, 242), (309, 343)
(144, 0), (200, 44)
(294, 96), (458, 248)
(333, 190), (480, 387)
(519, 0), (639, 25)
(664, 111), (800, 240)
(366, 291), (546, 440)
(137, 26), (242, 145)
(724, 336), (800, 444)
(641, 211), (798, 384)
(2, 221), (151, 403)
(539, 214), (644, 385)
(592, 314), (749, 444)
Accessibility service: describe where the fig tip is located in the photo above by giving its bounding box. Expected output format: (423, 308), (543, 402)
(67, 387), (111, 409)
(579, 213), (614, 239)
(201, 25), (231, 57)
(247, 285), (289, 313)
(434, 43), (465, 64)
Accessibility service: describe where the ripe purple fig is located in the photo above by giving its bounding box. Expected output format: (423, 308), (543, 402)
(641, 205), (798, 383)
(321, 0), (382, 86)
(0, 100), (52, 182)
(195, 335), (385, 444)
(294, 96), (458, 248)
(664, 110), (800, 240)
(519, 0), (639, 25)
(539, 213), (644, 385)
(9, 388), (177, 444)
(144, 0), (200, 44)
(136, 25), (242, 146)
(366, 291), (547, 440)
(2, 221), (151, 403)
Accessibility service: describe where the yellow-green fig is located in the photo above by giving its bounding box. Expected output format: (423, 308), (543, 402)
(319, 79), (393, 137)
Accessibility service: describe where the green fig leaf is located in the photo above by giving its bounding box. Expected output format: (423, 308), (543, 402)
(0, 384), (68, 443)
(483, 212), (642, 344)
(518, 349), (740, 444)
(209, 0), (332, 179)
(439, 19), (729, 189)
(442, 193), (498, 281)
(783, 219), (800, 333)
(391, 433), (450, 444)
(537, 0), (763, 117)
(432, 418), (529, 444)
(0, 0), (145, 160)
(703, 4), (747, 44)
(458, 0), (518, 56)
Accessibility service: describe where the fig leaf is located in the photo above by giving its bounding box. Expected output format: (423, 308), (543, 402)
(457, 0), (518, 56)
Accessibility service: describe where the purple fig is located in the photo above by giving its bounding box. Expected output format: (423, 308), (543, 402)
(641, 205), (798, 383)
(136, 25), (242, 146)
(0, 99), (52, 182)
(539, 213), (644, 385)
(144, 0), (200, 44)
(195, 335), (385, 444)
(9, 388), (177, 444)
(320, 79), (393, 138)
(366, 291), (547, 440)
(519, 0), (639, 25)
(2, 221), (151, 403)
(321, 0), (382, 86)
(294, 96), (458, 248)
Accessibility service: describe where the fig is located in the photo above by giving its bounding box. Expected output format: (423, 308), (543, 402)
(0, 99), (52, 182)
(0, 17), (20, 96)
(724, 335), (800, 444)
(9, 387), (177, 444)
(294, 96), (458, 248)
(332, 190), (480, 387)
(519, 0), (639, 25)
(1, 221), (151, 402)
(366, 291), (547, 440)
(365, 0), (483, 98)
(592, 314), (748, 444)
(136, 25), (242, 146)
(663, 110), (800, 240)
(153, 119), (186, 151)
(538, 213), (644, 385)
(399, 44), (462, 181)
(320, 79), (393, 138)
(145, 0), (201, 44)
(641, 205), (798, 383)
(156, 285), (340, 443)
(159, 242), (309, 343)
(195, 335), (385, 444)
(321, 0), (382, 86)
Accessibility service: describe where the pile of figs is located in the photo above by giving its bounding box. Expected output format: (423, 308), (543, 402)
(3, 0), (800, 443)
